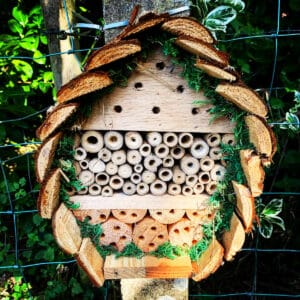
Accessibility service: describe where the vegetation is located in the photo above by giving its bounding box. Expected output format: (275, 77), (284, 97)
(0, 0), (299, 298)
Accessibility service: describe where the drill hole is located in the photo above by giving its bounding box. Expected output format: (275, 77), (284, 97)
(114, 105), (122, 113)
(176, 85), (184, 93)
(134, 82), (143, 89)
(152, 106), (160, 114)
(156, 62), (165, 70)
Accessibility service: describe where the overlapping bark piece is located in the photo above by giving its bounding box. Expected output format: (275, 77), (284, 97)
(72, 209), (111, 224)
(186, 207), (217, 225)
(35, 132), (62, 183)
(192, 238), (224, 281)
(222, 212), (245, 261)
(52, 203), (82, 255)
(57, 71), (113, 103)
(195, 59), (237, 81)
(232, 181), (255, 232)
(240, 149), (265, 197)
(112, 209), (147, 224)
(245, 115), (277, 166)
(85, 39), (142, 71)
(149, 209), (185, 224)
(216, 82), (268, 117)
(162, 17), (215, 44)
(133, 217), (168, 252)
(168, 218), (203, 247)
(76, 238), (104, 287)
(175, 36), (229, 67)
(36, 103), (79, 141)
(37, 168), (61, 219)
(100, 217), (132, 251)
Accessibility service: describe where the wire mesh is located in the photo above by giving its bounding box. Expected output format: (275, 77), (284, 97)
(0, 0), (299, 298)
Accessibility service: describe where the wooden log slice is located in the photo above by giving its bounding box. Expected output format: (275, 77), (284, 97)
(133, 217), (169, 252)
(72, 209), (111, 224)
(76, 238), (104, 287)
(52, 203), (82, 255)
(149, 209), (185, 224)
(112, 209), (147, 224)
(168, 218), (204, 247)
(100, 217), (132, 251)
(186, 207), (217, 225)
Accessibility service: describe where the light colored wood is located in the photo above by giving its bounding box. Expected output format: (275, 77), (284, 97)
(83, 50), (234, 133)
(70, 194), (210, 210)
(104, 255), (192, 279)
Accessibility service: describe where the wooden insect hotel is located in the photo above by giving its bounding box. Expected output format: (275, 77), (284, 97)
(35, 10), (277, 286)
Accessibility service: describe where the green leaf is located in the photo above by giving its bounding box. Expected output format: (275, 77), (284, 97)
(70, 278), (84, 296)
(262, 198), (283, 217)
(258, 218), (273, 238)
(44, 247), (55, 261)
(43, 71), (53, 82)
(269, 97), (284, 110)
(269, 215), (285, 231)
(29, 5), (42, 17)
(11, 60), (33, 80)
(12, 7), (28, 27)
(33, 50), (46, 65)
(222, 0), (245, 12)
(281, 112), (300, 131)
(40, 35), (48, 45)
(19, 36), (39, 52)
(8, 19), (23, 35)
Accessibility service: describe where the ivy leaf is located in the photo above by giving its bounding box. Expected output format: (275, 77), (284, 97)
(258, 218), (273, 238)
(12, 7), (28, 27)
(33, 50), (46, 65)
(269, 215), (286, 231)
(8, 19), (23, 35)
(280, 112), (300, 131)
(222, 0), (245, 12)
(20, 36), (39, 52)
(11, 60), (33, 80)
(262, 198), (283, 217)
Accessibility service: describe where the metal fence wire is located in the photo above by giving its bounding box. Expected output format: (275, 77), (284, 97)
(0, 0), (300, 298)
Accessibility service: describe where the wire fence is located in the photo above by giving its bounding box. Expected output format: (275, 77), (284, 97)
(0, 0), (300, 298)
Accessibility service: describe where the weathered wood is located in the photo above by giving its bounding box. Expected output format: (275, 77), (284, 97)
(70, 194), (210, 210)
(40, 0), (81, 90)
(83, 50), (234, 133)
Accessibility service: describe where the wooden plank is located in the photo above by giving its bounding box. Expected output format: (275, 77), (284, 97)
(82, 50), (234, 133)
(70, 194), (210, 210)
(104, 255), (192, 279)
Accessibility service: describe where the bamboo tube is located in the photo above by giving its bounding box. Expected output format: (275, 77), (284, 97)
(125, 131), (143, 149)
(170, 146), (185, 160)
(122, 181), (136, 195)
(73, 134), (81, 149)
(150, 180), (167, 195)
(163, 155), (174, 168)
(95, 172), (109, 186)
(100, 217), (132, 251)
(205, 181), (218, 195)
(168, 218), (203, 247)
(101, 186), (113, 197)
(204, 133), (221, 147)
(186, 208), (216, 225)
(134, 164), (143, 174)
(127, 150), (142, 165)
(130, 173), (142, 184)
(88, 158), (106, 173)
(146, 132), (162, 147)
(158, 168), (173, 182)
(193, 183), (205, 195)
(182, 185), (194, 196)
(105, 162), (118, 175)
(79, 170), (94, 186)
(222, 133), (235, 145)
(133, 217), (168, 252)
(190, 138), (209, 159)
(109, 175), (124, 190)
(74, 161), (81, 175)
(210, 164), (226, 181)
(186, 174), (198, 187)
(79, 159), (89, 170)
(73, 209), (111, 224)
(81, 131), (104, 153)
(150, 209), (185, 224)
(104, 131), (123, 150)
(198, 171), (211, 184)
(144, 155), (162, 172)
(88, 183), (102, 195)
(209, 147), (222, 160)
(77, 186), (88, 195)
(139, 143), (151, 157)
(111, 150), (126, 166)
(137, 182), (149, 195)
(141, 170), (156, 184)
(180, 155), (200, 175)
(154, 143), (169, 158)
(178, 132), (194, 148)
(172, 166), (186, 184)
(98, 148), (112, 163)
(168, 183), (181, 195)
(163, 132), (178, 148)
(118, 163), (133, 179)
(112, 209), (147, 224)
(74, 147), (87, 161)
(199, 156), (215, 172)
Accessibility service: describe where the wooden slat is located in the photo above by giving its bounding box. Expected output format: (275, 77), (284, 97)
(104, 255), (192, 279)
(70, 194), (210, 210)
(82, 50), (234, 133)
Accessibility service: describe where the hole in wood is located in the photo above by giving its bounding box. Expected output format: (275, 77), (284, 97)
(200, 173), (210, 183)
(139, 236), (145, 240)
(187, 162), (194, 168)
(149, 159), (155, 166)
(110, 136), (117, 143)
(114, 226), (121, 231)
(110, 242), (117, 248)
(101, 233), (105, 238)
(149, 243), (155, 247)
(114, 105), (122, 113)
(192, 240), (197, 245)
(120, 211), (126, 216)
(169, 209), (175, 214)
(192, 107), (200, 115)
(151, 226), (157, 231)
(87, 136), (98, 144)
(156, 61), (165, 70)
(176, 85), (184, 93)
(154, 183), (162, 189)
(152, 106), (160, 114)
(173, 147), (181, 155)
(131, 213), (137, 218)
(192, 212), (198, 216)
(156, 212), (162, 215)
(174, 229), (180, 234)
(158, 235), (164, 239)
(184, 227), (190, 232)
(207, 213), (213, 218)
(120, 236), (127, 240)
(113, 178), (121, 184)
(134, 82), (143, 89)
(99, 214), (106, 220)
